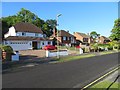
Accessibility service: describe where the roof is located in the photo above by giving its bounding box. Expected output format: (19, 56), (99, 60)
(101, 36), (110, 40)
(75, 32), (90, 38)
(58, 30), (75, 37)
(14, 22), (43, 34)
(4, 36), (52, 41)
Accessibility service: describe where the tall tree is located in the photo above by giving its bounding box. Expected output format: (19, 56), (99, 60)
(46, 19), (57, 28)
(110, 18), (120, 41)
(1, 8), (57, 38)
(90, 31), (100, 38)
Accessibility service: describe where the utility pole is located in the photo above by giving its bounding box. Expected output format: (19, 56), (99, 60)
(56, 14), (62, 59)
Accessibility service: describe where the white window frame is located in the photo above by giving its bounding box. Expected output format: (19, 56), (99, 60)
(68, 37), (69, 40)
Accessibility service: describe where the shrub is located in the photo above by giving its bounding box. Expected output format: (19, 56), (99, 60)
(90, 43), (98, 52)
(0, 45), (13, 53)
(0, 45), (13, 61)
(85, 47), (90, 52)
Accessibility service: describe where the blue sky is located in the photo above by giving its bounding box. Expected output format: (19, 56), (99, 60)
(2, 2), (118, 37)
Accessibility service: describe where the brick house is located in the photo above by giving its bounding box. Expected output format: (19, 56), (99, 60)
(98, 36), (111, 44)
(73, 32), (93, 46)
(51, 28), (76, 46)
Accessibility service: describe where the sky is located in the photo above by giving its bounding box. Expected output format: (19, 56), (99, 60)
(1, 2), (118, 37)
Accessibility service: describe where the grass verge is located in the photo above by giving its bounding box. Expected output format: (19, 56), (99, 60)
(88, 81), (120, 89)
(100, 51), (115, 55)
(55, 54), (95, 63)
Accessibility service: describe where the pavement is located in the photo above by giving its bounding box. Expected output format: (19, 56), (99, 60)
(2, 52), (119, 88)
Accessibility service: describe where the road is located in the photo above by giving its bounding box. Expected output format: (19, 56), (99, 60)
(2, 52), (119, 88)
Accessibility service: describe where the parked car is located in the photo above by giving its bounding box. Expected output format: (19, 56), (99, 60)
(43, 45), (57, 50)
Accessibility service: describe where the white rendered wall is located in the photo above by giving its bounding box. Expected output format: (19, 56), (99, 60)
(4, 26), (16, 38)
(46, 50), (68, 57)
(4, 41), (32, 51)
(40, 41), (53, 48)
(16, 32), (43, 37)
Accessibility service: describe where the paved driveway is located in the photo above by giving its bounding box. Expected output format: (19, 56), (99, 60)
(19, 49), (79, 61)
(19, 50), (46, 58)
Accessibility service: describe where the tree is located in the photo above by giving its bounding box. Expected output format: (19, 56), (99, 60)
(90, 31), (100, 43)
(90, 31), (99, 38)
(1, 20), (9, 39)
(1, 8), (57, 38)
(110, 18), (120, 41)
(46, 19), (57, 28)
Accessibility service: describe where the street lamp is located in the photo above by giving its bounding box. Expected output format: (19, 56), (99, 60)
(56, 14), (62, 58)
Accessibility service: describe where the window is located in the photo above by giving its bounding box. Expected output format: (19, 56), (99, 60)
(30, 42), (32, 45)
(48, 41), (51, 44)
(69, 37), (71, 40)
(35, 33), (39, 37)
(22, 32), (26, 36)
(83, 38), (88, 42)
(42, 42), (44, 45)
(63, 37), (66, 40)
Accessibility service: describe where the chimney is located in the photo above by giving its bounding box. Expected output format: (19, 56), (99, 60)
(67, 30), (69, 33)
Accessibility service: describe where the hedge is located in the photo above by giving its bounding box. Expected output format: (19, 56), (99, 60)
(0, 45), (13, 53)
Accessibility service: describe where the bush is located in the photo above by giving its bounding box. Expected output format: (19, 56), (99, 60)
(85, 47), (90, 52)
(107, 45), (113, 50)
(0, 45), (13, 61)
(90, 43), (98, 52)
(0, 45), (13, 53)
(109, 41), (120, 50)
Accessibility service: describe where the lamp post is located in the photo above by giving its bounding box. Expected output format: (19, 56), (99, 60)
(56, 14), (62, 58)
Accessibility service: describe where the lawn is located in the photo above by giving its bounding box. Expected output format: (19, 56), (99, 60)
(88, 81), (120, 89)
(56, 54), (95, 63)
(100, 51), (114, 55)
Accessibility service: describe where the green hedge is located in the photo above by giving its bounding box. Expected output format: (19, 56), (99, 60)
(0, 45), (13, 53)
(0, 45), (13, 61)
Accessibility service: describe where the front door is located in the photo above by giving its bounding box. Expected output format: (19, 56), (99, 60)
(32, 42), (37, 49)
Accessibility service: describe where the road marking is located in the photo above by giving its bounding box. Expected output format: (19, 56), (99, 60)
(81, 65), (120, 90)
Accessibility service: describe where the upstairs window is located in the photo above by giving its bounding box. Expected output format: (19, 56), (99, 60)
(35, 33), (39, 37)
(22, 32), (26, 36)
(63, 37), (66, 40)
(83, 38), (88, 42)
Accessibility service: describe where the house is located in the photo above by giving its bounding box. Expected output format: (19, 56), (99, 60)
(73, 32), (93, 46)
(4, 22), (53, 51)
(98, 36), (111, 44)
(51, 28), (76, 46)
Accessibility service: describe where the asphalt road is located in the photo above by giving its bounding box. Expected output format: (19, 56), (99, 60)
(2, 52), (119, 88)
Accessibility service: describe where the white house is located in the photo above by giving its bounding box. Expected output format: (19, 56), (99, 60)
(4, 22), (53, 51)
